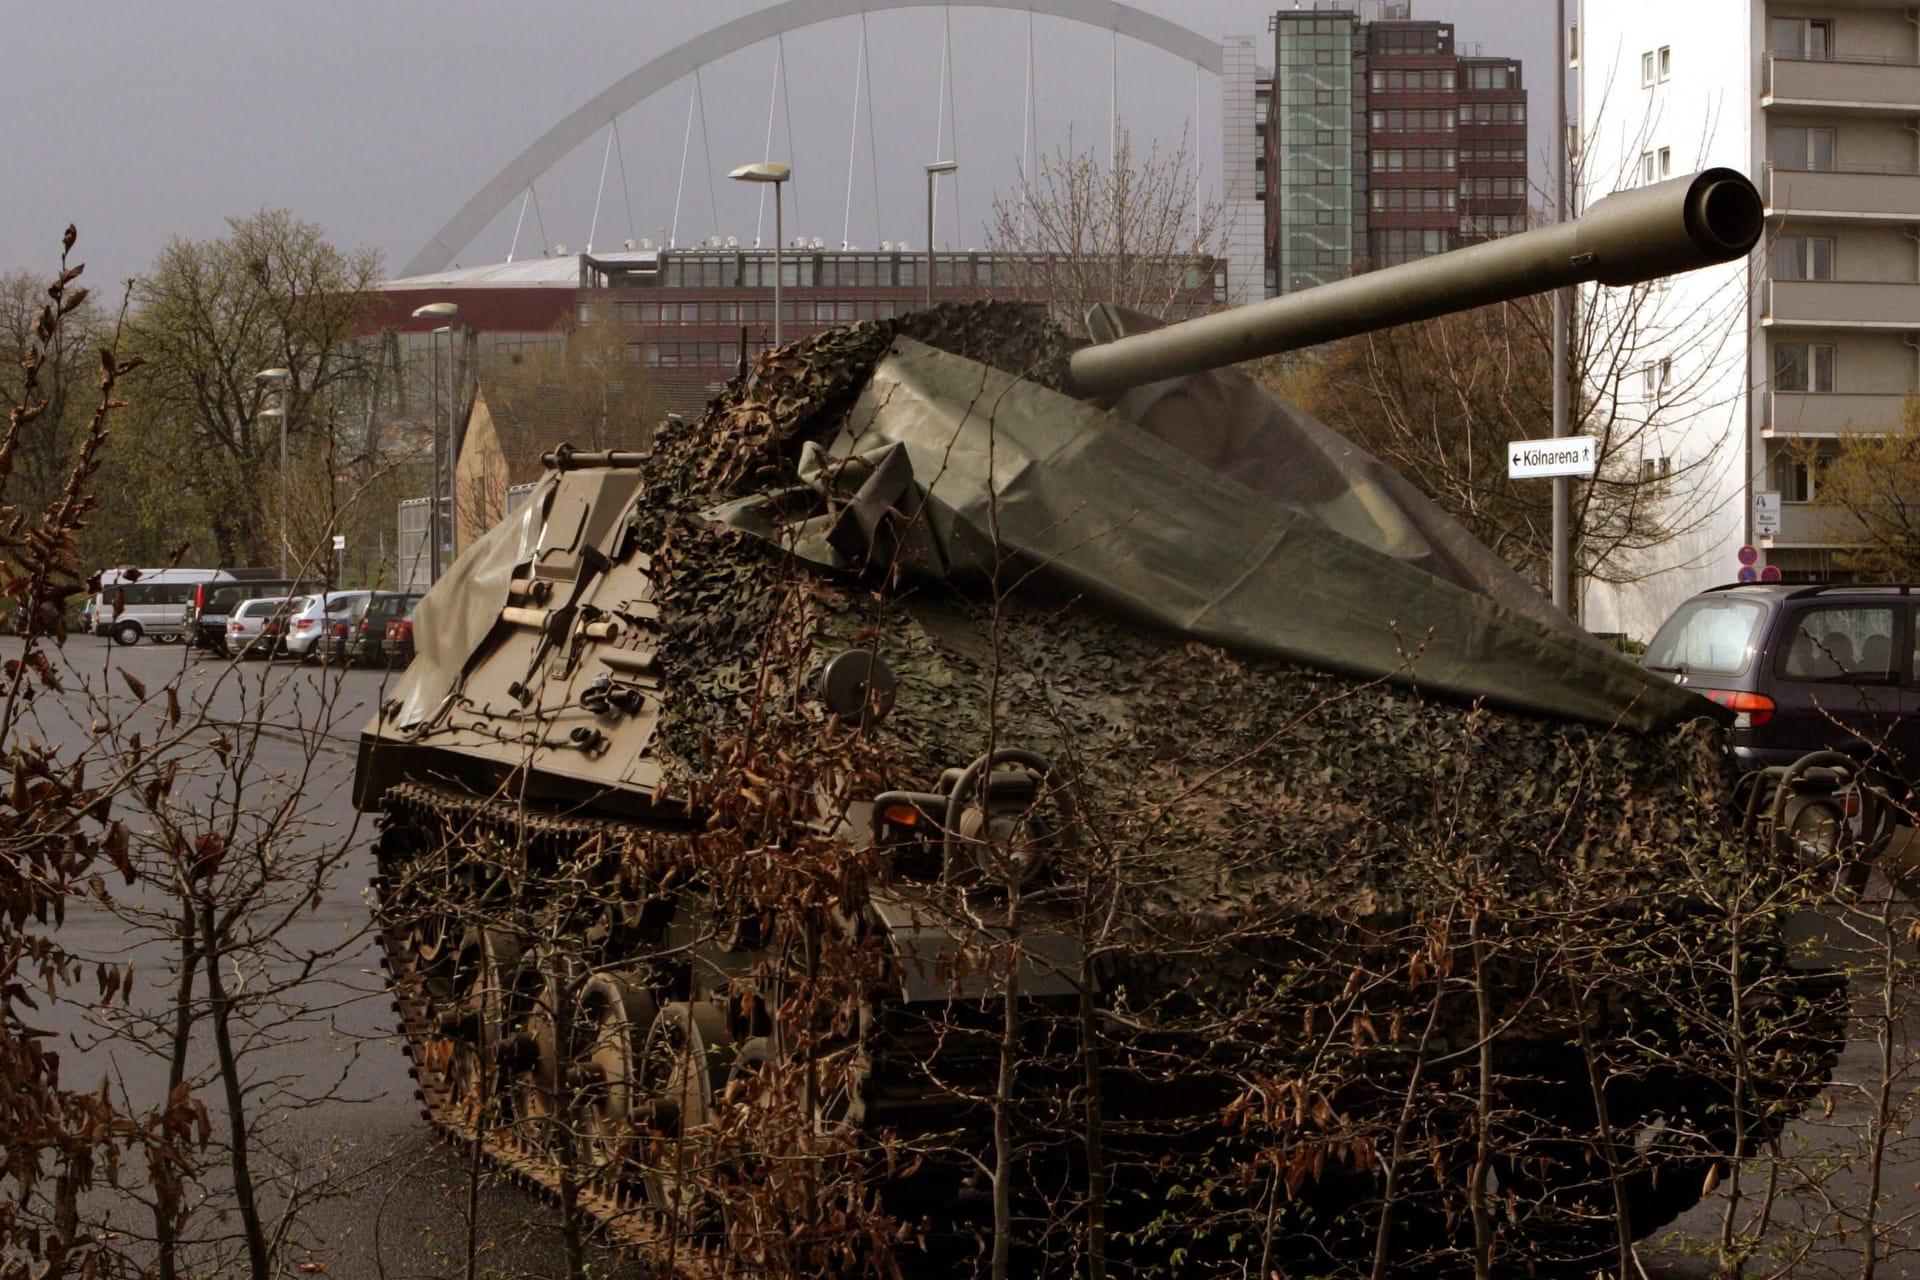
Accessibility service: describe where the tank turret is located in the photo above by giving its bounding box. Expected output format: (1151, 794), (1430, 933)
(357, 169), (1847, 1279)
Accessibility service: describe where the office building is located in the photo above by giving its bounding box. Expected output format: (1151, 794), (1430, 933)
(1260, 3), (1530, 295)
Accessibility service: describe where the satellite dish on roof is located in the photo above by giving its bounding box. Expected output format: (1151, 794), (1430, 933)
(623, 238), (636, 250)
(726, 235), (740, 249)
(554, 243), (569, 255)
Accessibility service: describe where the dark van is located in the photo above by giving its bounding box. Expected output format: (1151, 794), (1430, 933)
(1643, 583), (1920, 798)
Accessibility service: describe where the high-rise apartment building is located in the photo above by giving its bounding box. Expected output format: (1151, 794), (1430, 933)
(1259, 3), (1530, 295)
(1578, 1), (1920, 639)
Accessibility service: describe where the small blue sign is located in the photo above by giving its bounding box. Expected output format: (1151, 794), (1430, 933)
(1737, 566), (1759, 583)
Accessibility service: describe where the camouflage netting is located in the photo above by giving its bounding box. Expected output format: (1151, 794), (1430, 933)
(632, 301), (1748, 924)
(609, 306), (1843, 1273)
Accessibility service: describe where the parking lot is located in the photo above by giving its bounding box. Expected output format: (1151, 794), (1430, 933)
(15, 633), (637, 1278)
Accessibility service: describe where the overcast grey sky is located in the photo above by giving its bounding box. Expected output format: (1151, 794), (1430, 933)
(7, 0), (1555, 288)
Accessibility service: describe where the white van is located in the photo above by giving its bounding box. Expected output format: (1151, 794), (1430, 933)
(90, 568), (225, 645)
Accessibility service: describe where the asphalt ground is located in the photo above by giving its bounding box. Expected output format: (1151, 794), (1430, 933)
(10, 632), (1920, 1277)
(10, 633), (641, 1280)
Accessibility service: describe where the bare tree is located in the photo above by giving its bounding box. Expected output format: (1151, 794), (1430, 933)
(1271, 265), (1750, 602)
(983, 129), (1227, 335)
(127, 210), (382, 566)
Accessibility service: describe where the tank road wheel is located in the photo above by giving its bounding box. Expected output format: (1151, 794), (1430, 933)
(571, 971), (658, 1180)
(431, 927), (523, 1131)
(501, 961), (574, 1156)
(638, 1000), (736, 1222)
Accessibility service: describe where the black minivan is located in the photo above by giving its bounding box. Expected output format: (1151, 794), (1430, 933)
(1642, 583), (1920, 793)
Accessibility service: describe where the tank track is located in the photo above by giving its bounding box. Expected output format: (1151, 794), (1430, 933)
(373, 780), (723, 1276)
(371, 781), (976, 1277)
(372, 779), (1850, 1277)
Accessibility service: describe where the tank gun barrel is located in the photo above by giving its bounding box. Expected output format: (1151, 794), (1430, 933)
(1064, 167), (1763, 400)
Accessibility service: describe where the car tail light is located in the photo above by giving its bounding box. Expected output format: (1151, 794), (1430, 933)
(331, 622), (347, 638)
(1702, 689), (1775, 728)
(228, 620), (241, 633)
(295, 618), (314, 631)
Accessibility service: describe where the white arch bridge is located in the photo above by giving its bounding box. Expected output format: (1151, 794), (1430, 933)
(401, 0), (1261, 298)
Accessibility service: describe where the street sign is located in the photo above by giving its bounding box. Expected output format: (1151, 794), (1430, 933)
(331, 534), (347, 552)
(1738, 566), (1758, 583)
(1507, 435), (1598, 480)
(1737, 544), (1759, 566)
(1761, 564), (1782, 582)
(1753, 490), (1781, 538)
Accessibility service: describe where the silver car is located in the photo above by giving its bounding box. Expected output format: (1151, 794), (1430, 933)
(225, 596), (293, 659)
(282, 591), (372, 660)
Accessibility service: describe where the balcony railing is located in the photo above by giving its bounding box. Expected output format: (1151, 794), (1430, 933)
(1767, 391), (1907, 435)
(1764, 278), (1920, 327)
(1766, 163), (1920, 220)
(1765, 53), (1920, 112)
(1767, 501), (1863, 547)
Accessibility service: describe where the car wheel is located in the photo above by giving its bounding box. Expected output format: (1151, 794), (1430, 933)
(112, 621), (142, 646)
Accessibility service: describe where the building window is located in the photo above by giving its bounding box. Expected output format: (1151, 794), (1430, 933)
(1639, 455), (1673, 491)
(1641, 51), (1655, 86)
(1774, 342), (1835, 393)
(1772, 235), (1835, 281)
(1771, 17), (1833, 60)
(1640, 151), (1657, 184)
(1771, 126), (1836, 172)
(1772, 451), (1815, 503)
(1643, 357), (1673, 399)
(1658, 147), (1672, 178)
(1657, 46), (1672, 80)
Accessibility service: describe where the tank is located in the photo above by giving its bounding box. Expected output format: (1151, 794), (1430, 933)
(357, 170), (1847, 1277)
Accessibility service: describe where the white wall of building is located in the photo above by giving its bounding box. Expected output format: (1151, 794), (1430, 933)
(1577, 0), (1762, 640)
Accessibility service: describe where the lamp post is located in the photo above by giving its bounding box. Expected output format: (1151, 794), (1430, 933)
(412, 302), (460, 582)
(729, 162), (791, 347)
(925, 160), (958, 311)
(256, 368), (291, 576)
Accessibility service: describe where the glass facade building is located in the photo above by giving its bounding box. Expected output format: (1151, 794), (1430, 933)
(1271, 14), (1365, 294)
(1263, 7), (1529, 295)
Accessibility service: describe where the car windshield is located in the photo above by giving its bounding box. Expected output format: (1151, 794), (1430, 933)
(1643, 597), (1767, 677)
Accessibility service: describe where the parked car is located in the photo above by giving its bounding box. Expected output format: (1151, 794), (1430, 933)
(187, 574), (321, 653)
(1642, 582), (1920, 799)
(283, 591), (372, 661)
(347, 592), (425, 667)
(89, 567), (224, 645)
(225, 597), (293, 659)
(384, 607), (418, 669)
(310, 594), (386, 666)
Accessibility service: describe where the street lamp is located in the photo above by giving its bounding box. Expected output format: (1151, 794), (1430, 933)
(925, 161), (958, 310)
(256, 367), (291, 577)
(729, 162), (791, 347)
(412, 302), (460, 582)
